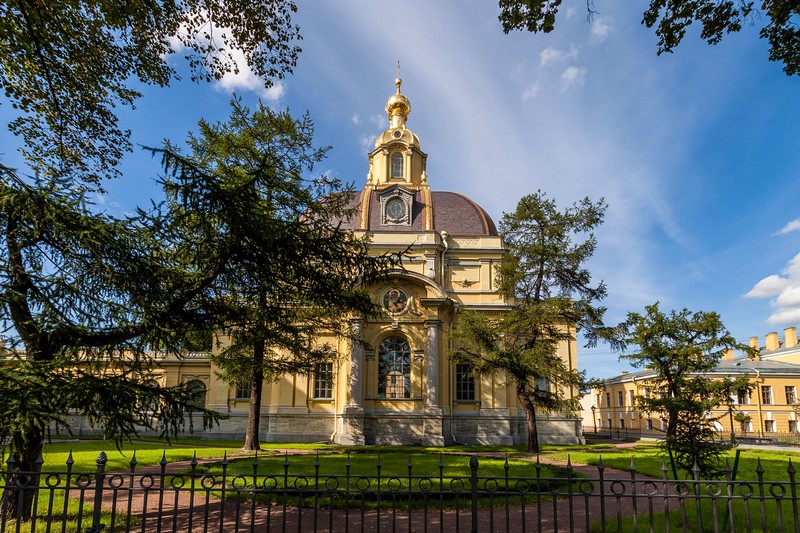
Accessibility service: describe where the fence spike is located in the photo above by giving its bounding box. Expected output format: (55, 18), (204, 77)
(160, 450), (167, 467)
(789, 458), (796, 475)
(438, 453), (442, 469)
(408, 453), (413, 468)
(6, 453), (15, 467)
(598, 454), (604, 471)
(377, 452), (382, 468)
(314, 452), (320, 468)
(66, 451), (74, 467)
(346, 451), (351, 468)
(567, 455), (573, 472)
(756, 457), (764, 475)
(723, 459), (732, 475)
(36, 452), (44, 467)
(630, 456), (635, 472)
(504, 455), (509, 470)
(191, 450), (198, 470)
(129, 450), (137, 470)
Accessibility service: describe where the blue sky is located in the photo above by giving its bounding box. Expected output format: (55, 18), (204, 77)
(3, 2), (800, 377)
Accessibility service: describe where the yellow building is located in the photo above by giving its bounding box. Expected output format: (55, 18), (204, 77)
(98, 77), (584, 446)
(590, 327), (800, 440)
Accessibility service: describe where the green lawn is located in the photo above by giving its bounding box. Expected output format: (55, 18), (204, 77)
(8, 438), (800, 531)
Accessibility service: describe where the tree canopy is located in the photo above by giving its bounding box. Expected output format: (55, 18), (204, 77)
(0, 0), (301, 185)
(153, 99), (397, 450)
(620, 302), (755, 477)
(498, 1), (800, 77)
(452, 191), (616, 453)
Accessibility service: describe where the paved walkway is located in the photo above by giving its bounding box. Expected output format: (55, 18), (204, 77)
(87, 444), (671, 532)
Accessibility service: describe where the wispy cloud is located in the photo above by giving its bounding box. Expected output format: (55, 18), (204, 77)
(521, 82), (540, 100)
(540, 45), (579, 67)
(351, 113), (361, 126)
(560, 66), (587, 91)
(590, 16), (613, 43)
(776, 218), (800, 235)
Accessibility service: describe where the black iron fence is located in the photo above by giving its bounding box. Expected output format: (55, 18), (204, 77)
(3, 451), (800, 532)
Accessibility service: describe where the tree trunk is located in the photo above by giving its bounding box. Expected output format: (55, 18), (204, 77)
(517, 387), (540, 454)
(2, 429), (45, 521)
(242, 340), (265, 451)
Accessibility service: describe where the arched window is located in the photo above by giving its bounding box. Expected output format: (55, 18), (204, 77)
(185, 379), (207, 411)
(378, 336), (411, 398)
(391, 152), (403, 178)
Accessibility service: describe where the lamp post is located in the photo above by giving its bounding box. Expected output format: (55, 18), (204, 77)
(591, 405), (597, 434)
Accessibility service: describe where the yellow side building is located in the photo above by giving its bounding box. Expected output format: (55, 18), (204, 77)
(590, 327), (800, 439)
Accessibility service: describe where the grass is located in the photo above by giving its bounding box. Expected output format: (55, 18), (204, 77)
(191, 449), (576, 510)
(8, 438), (800, 530)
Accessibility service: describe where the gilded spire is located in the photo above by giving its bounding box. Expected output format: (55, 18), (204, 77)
(386, 61), (410, 129)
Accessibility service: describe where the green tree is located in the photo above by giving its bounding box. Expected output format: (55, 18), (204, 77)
(0, 165), (224, 518)
(0, 0), (301, 186)
(497, 1), (800, 77)
(621, 303), (755, 477)
(452, 191), (616, 453)
(153, 100), (396, 450)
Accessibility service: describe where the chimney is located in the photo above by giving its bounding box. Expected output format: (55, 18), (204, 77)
(766, 332), (780, 351)
(749, 337), (760, 350)
(785, 327), (798, 349)
(723, 349), (734, 360)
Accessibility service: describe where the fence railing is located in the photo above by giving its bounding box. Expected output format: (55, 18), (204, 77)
(3, 451), (800, 532)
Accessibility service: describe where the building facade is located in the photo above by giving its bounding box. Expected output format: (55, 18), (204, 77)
(589, 327), (800, 439)
(142, 78), (584, 446)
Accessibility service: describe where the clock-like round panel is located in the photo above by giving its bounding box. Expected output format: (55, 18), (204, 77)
(385, 197), (407, 221)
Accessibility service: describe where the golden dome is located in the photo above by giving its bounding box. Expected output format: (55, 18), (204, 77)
(385, 77), (411, 129)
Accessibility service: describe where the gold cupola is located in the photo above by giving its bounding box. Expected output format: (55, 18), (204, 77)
(367, 73), (428, 190)
(386, 77), (411, 129)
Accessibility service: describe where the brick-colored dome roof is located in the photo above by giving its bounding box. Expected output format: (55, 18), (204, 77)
(337, 189), (498, 237)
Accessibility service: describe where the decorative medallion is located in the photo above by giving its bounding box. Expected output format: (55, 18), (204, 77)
(393, 130), (402, 138)
(383, 287), (409, 314)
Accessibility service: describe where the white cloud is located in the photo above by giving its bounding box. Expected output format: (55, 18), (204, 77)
(167, 14), (281, 100)
(560, 66), (587, 91)
(216, 59), (285, 101)
(521, 82), (540, 100)
(746, 253), (800, 324)
(358, 133), (374, 155)
(351, 113), (361, 126)
(590, 16), (613, 43)
(746, 274), (794, 298)
(776, 218), (800, 235)
(539, 45), (578, 67)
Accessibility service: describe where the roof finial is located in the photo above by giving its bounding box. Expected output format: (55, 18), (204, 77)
(396, 60), (402, 93)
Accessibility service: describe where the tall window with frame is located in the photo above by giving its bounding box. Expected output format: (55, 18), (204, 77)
(787, 385), (797, 405)
(391, 152), (404, 178)
(455, 364), (475, 401)
(313, 363), (334, 399)
(762, 385), (773, 405)
(378, 336), (411, 399)
(737, 389), (750, 405)
(234, 383), (250, 400)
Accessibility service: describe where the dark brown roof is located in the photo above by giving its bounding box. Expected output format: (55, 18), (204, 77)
(335, 189), (498, 237)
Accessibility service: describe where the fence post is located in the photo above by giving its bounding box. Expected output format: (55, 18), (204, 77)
(470, 455), (479, 533)
(86, 451), (107, 533)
